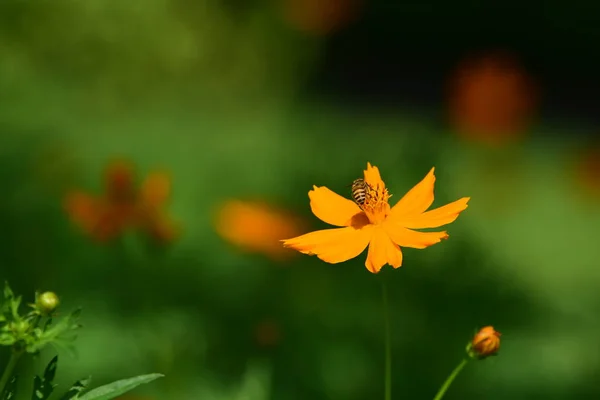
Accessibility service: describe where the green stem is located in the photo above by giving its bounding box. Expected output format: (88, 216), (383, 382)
(381, 281), (392, 400)
(0, 349), (22, 395)
(432, 358), (470, 400)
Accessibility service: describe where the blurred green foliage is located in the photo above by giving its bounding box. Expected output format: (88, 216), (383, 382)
(1, 1), (600, 400)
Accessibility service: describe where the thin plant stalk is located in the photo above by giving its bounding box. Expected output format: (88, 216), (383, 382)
(381, 281), (392, 400)
(432, 358), (470, 400)
(0, 349), (22, 395)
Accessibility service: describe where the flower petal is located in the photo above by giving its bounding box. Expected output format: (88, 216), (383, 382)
(391, 167), (435, 217)
(104, 159), (136, 203)
(216, 200), (305, 260)
(282, 226), (373, 264)
(363, 162), (386, 189)
(145, 214), (180, 244)
(64, 192), (128, 241)
(140, 172), (171, 209)
(64, 191), (101, 233)
(383, 221), (448, 249)
(365, 227), (403, 273)
(400, 197), (470, 229)
(309, 186), (362, 227)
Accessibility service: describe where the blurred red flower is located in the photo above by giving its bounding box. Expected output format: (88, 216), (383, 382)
(448, 52), (538, 146)
(64, 159), (179, 244)
(281, 0), (363, 36)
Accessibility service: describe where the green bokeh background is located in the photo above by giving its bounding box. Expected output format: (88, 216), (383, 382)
(1, 1), (599, 399)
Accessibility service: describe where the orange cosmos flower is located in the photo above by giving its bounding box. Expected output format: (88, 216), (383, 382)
(65, 159), (178, 243)
(135, 171), (180, 244)
(282, 163), (470, 273)
(215, 200), (306, 261)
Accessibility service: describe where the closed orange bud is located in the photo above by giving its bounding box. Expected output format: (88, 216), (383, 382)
(469, 326), (501, 359)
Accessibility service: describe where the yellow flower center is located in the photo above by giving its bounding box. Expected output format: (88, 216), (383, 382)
(362, 183), (392, 224)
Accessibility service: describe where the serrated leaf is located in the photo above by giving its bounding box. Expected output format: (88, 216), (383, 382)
(3, 282), (13, 300)
(31, 356), (59, 400)
(59, 377), (90, 400)
(43, 356), (58, 383)
(26, 308), (82, 354)
(0, 375), (18, 400)
(31, 374), (55, 400)
(10, 297), (21, 319)
(77, 373), (163, 400)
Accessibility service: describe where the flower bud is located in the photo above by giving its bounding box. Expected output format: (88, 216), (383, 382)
(36, 292), (60, 315)
(8, 320), (30, 335)
(468, 326), (501, 359)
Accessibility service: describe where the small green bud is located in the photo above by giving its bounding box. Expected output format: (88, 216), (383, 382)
(8, 320), (30, 335)
(36, 292), (60, 315)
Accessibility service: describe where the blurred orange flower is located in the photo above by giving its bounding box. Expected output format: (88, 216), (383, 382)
(64, 159), (178, 243)
(448, 52), (537, 146)
(282, 163), (470, 273)
(215, 200), (306, 260)
(469, 326), (501, 359)
(281, 0), (362, 36)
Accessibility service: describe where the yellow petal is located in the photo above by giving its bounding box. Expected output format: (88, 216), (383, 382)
(400, 197), (470, 229)
(391, 168), (435, 217)
(282, 226), (373, 264)
(365, 227), (403, 273)
(140, 172), (171, 209)
(383, 221), (448, 249)
(363, 162), (386, 189)
(309, 186), (363, 227)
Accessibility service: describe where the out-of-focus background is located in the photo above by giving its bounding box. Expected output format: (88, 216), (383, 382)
(1, 0), (599, 399)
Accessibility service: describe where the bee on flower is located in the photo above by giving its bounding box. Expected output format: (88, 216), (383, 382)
(350, 178), (370, 206)
(282, 163), (470, 273)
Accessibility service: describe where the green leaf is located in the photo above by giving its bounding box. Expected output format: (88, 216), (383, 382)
(26, 308), (82, 354)
(58, 377), (90, 400)
(0, 333), (15, 346)
(9, 297), (21, 320)
(0, 375), (17, 400)
(31, 356), (59, 400)
(77, 373), (163, 400)
(43, 318), (53, 332)
(43, 356), (58, 383)
(31, 375), (55, 400)
(3, 282), (13, 300)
